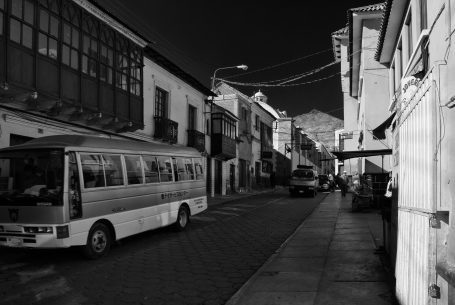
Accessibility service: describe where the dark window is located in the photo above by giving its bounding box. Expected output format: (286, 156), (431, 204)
(61, 0), (80, 70)
(115, 35), (128, 90)
(9, 0), (34, 49)
(129, 44), (142, 96)
(188, 105), (196, 130)
(420, 0), (427, 30)
(38, 0), (60, 60)
(406, 13), (412, 60)
(255, 115), (259, 131)
(155, 87), (168, 118)
(100, 25), (114, 84)
(0, 0), (5, 35)
(81, 13), (99, 77)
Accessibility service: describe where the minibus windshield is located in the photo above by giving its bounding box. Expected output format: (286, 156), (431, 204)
(0, 149), (64, 206)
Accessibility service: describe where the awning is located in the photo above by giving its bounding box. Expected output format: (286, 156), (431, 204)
(372, 112), (396, 139)
(331, 149), (392, 161)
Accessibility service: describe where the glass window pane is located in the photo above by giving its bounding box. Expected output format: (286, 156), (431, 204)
(83, 35), (89, 54)
(39, 9), (48, 31)
(107, 49), (113, 66)
(11, 0), (22, 19)
(90, 39), (97, 56)
(184, 158), (194, 180)
(89, 58), (96, 77)
(50, 15), (58, 37)
(157, 156), (173, 182)
(72, 28), (78, 48)
(174, 158), (189, 181)
(106, 67), (112, 84)
(82, 55), (88, 74)
(24, 0), (33, 24)
(62, 45), (69, 65)
(103, 155), (123, 186)
(0, 13), (3, 35)
(38, 32), (47, 55)
(63, 23), (70, 44)
(48, 37), (57, 59)
(143, 155), (160, 183)
(193, 158), (204, 180)
(124, 155), (143, 185)
(22, 24), (32, 49)
(9, 18), (21, 43)
(70, 49), (78, 69)
(81, 154), (105, 188)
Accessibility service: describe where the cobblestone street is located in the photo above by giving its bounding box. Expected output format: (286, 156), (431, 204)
(0, 190), (326, 305)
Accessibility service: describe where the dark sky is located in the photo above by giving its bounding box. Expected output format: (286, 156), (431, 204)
(96, 0), (382, 119)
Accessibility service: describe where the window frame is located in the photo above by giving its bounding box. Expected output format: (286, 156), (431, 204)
(155, 86), (168, 118)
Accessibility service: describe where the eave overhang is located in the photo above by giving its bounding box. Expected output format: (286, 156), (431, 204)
(375, 0), (410, 64)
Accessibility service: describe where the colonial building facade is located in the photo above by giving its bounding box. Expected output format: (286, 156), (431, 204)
(0, 0), (213, 191)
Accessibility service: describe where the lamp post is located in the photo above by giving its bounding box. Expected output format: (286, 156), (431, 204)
(211, 64), (248, 91)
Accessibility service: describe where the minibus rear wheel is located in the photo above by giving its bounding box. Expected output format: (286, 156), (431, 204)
(174, 205), (190, 231)
(83, 222), (112, 259)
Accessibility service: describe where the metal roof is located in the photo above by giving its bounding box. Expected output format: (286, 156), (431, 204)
(0, 135), (201, 157)
(332, 149), (392, 161)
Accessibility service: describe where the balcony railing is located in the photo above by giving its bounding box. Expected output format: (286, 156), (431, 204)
(154, 116), (178, 144)
(187, 129), (205, 152)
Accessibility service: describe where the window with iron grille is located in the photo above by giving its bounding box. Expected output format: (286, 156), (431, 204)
(61, 0), (80, 70)
(129, 44), (142, 96)
(9, 0), (34, 49)
(115, 35), (129, 91)
(155, 87), (168, 118)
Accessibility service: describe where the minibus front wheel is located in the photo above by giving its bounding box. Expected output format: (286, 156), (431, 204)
(174, 205), (190, 231)
(83, 222), (112, 259)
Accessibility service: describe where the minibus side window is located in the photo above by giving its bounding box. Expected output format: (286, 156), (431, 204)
(124, 155), (143, 185)
(103, 154), (123, 187)
(184, 158), (195, 180)
(81, 154), (105, 188)
(174, 158), (189, 181)
(157, 156), (173, 182)
(143, 155), (160, 183)
(193, 158), (204, 180)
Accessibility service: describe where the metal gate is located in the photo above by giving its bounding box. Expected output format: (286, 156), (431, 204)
(395, 68), (437, 305)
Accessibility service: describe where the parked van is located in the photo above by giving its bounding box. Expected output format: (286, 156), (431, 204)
(289, 168), (319, 197)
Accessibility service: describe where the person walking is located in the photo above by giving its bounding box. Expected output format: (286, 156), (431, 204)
(328, 172), (334, 192)
(340, 171), (348, 197)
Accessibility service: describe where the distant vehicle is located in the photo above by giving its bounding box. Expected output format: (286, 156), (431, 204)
(0, 135), (207, 259)
(318, 174), (330, 192)
(289, 168), (318, 197)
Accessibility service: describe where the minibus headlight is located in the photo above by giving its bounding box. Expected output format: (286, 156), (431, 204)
(56, 225), (69, 239)
(24, 226), (53, 234)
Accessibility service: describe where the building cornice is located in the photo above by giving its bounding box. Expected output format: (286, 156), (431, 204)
(72, 0), (149, 47)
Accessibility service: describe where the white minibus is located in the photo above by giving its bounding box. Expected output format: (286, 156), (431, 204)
(0, 135), (207, 258)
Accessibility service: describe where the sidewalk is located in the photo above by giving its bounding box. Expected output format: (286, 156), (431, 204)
(207, 186), (283, 206)
(226, 191), (396, 305)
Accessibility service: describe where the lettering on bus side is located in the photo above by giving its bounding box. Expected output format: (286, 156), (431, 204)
(161, 191), (188, 200)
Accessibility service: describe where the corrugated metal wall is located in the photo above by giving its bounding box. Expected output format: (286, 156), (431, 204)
(395, 69), (436, 305)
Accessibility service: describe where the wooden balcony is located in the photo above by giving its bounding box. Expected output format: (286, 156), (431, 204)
(154, 116), (178, 144)
(187, 129), (205, 152)
(211, 134), (236, 160)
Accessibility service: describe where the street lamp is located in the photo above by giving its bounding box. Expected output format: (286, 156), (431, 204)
(211, 64), (248, 91)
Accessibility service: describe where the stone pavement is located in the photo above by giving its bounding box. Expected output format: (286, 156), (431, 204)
(226, 191), (397, 305)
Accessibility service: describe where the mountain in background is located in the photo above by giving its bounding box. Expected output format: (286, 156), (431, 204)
(293, 109), (343, 150)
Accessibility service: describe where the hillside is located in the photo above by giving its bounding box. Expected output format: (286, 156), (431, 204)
(293, 109), (343, 150)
